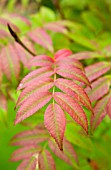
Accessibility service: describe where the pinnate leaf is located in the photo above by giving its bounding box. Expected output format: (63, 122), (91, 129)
(106, 97), (111, 118)
(0, 44), (20, 81)
(54, 92), (88, 133)
(44, 103), (66, 150)
(55, 78), (93, 112)
(17, 155), (38, 170)
(70, 51), (99, 60)
(15, 92), (52, 124)
(0, 67), (3, 84)
(57, 66), (90, 87)
(85, 77), (110, 102)
(90, 93), (111, 131)
(38, 149), (56, 170)
(56, 57), (84, 71)
(17, 66), (54, 90)
(48, 139), (71, 165)
(0, 18), (20, 33)
(85, 62), (111, 82)
(49, 138), (78, 167)
(63, 139), (78, 167)
(54, 49), (72, 61)
(28, 55), (54, 67)
(8, 13), (31, 26)
(14, 40), (34, 68)
(44, 21), (68, 33)
(10, 126), (49, 146)
(11, 145), (40, 161)
(16, 78), (54, 107)
(0, 29), (10, 39)
(28, 28), (54, 52)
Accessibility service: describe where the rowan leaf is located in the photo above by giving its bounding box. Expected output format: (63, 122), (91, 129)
(8, 13), (31, 26)
(0, 29), (10, 39)
(11, 145), (40, 161)
(14, 40), (34, 68)
(0, 18), (20, 33)
(38, 149), (56, 170)
(15, 92), (52, 124)
(17, 155), (38, 170)
(63, 138), (78, 166)
(0, 67), (3, 85)
(17, 66), (54, 90)
(85, 62), (111, 82)
(10, 126), (49, 146)
(48, 139), (71, 165)
(54, 49), (72, 61)
(44, 21), (68, 33)
(54, 92), (88, 133)
(90, 93), (111, 131)
(17, 78), (54, 107)
(106, 97), (111, 118)
(28, 28), (54, 52)
(56, 58), (84, 71)
(57, 66), (90, 87)
(28, 55), (54, 67)
(55, 78), (93, 112)
(44, 103), (66, 150)
(49, 138), (78, 168)
(70, 51), (99, 60)
(85, 77), (110, 102)
(0, 44), (20, 81)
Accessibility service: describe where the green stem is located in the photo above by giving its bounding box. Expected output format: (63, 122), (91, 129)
(52, 64), (57, 104)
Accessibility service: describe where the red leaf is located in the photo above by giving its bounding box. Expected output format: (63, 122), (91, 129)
(48, 139), (71, 165)
(57, 66), (90, 87)
(85, 77), (110, 102)
(0, 29), (10, 39)
(44, 21), (68, 33)
(54, 49), (72, 61)
(0, 44), (20, 80)
(90, 94), (111, 131)
(28, 55), (54, 67)
(49, 139), (78, 167)
(0, 67), (3, 84)
(44, 103), (66, 150)
(14, 40), (34, 68)
(0, 18), (20, 33)
(8, 13), (31, 26)
(106, 97), (111, 118)
(56, 58), (84, 71)
(54, 92), (88, 133)
(28, 28), (54, 52)
(85, 62), (111, 82)
(63, 139), (78, 164)
(55, 78), (93, 112)
(11, 145), (40, 161)
(17, 67), (54, 90)
(17, 156), (38, 170)
(11, 126), (49, 146)
(70, 51), (98, 60)
(17, 78), (54, 107)
(38, 150), (56, 170)
(15, 92), (52, 124)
